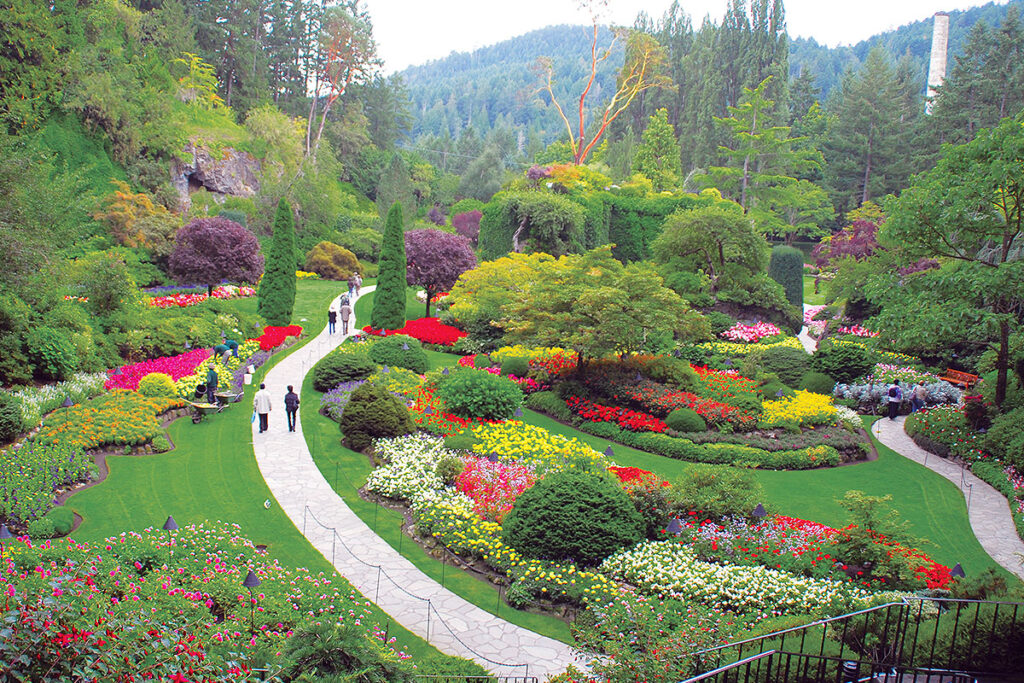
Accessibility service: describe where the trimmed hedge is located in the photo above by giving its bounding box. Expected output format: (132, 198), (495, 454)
(478, 191), (587, 260)
(768, 245), (804, 307)
(312, 350), (376, 392)
(524, 391), (575, 422)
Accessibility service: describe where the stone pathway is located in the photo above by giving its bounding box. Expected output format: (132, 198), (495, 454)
(251, 286), (580, 678)
(872, 417), (1024, 581)
(798, 303), (818, 354)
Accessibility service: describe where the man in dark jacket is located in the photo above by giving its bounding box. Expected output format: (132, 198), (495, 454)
(284, 385), (300, 432)
(205, 366), (218, 404)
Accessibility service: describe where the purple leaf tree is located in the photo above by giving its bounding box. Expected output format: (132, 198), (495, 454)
(452, 210), (482, 246)
(168, 217), (264, 294)
(427, 204), (446, 226)
(404, 229), (477, 317)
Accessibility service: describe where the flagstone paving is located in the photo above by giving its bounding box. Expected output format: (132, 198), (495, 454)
(251, 285), (580, 678)
(872, 416), (1024, 581)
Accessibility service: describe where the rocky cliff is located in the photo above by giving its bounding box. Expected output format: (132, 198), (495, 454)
(171, 143), (260, 211)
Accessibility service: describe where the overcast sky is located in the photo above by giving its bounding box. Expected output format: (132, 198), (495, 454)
(366, 0), (1011, 73)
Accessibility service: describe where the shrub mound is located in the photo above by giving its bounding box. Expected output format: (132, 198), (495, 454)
(761, 345), (811, 387)
(304, 241), (363, 280)
(339, 382), (416, 452)
(0, 391), (22, 443)
(435, 368), (523, 420)
(812, 342), (873, 385)
(666, 407), (706, 433)
(313, 350), (376, 392)
(500, 356), (530, 378)
(502, 470), (643, 567)
(368, 335), (429, 374)
(136, 372), (178, 398)
(799, 371), (836, 395)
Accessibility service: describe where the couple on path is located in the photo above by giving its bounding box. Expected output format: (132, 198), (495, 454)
(328, 294), (353, 335)
(254, 383), (301, 432)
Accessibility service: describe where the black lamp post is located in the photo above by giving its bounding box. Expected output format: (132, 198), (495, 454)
(752, 503), (767, 520)
(951, 562), (966, 578)
(162, 515), (179, 531)
(242, 569), (261, 634)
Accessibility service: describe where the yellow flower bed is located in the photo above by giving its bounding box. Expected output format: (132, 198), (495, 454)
(468, 421), (611, 474)
(367, 366), (423, 396)
(490, 345), (577, 364)
(34, 390), (183, 450)
(829, 339), (920, 365)
(415, 498), (618, 606)
(760, 390), (837, 428)
(295, 270), (321, 279)
(173, 341), (261, 399)
(697, 336), (804, 357)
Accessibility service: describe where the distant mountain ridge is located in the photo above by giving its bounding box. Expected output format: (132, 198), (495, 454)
(398, 0), (1023, 145)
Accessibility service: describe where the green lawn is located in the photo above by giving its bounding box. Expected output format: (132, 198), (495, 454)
(66, 279), (439, 659)
(803, 273), (826, 306)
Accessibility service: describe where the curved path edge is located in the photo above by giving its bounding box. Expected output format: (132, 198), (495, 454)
(251, 286), (579, 678)
(872, 417), (1024, 581)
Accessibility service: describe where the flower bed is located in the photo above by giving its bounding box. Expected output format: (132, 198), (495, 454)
(456, 455), (537, 523)
(565, 396), (668, 433)
(837, 324), (879, 338)
(834, 381), (961, 412)
(362, 317), (466, 347)
(698, 337), (805, 357)
(691, 365), (761, 407)
(861, 364), (942, 386)
(904, 405), (985, 461)
(13, 372), (108, 430)
(582, 371), (754, 426)
(148, 285), (255, 308)
(1, 442), (89, 525)
(760, 390), (837, 428)
(465, 421), (611, 474)
(408, 385), (500, 437)
(33, 390), (183, 451)
(803, 305), (828, 337)
(721, 321), (783, 343)
(609, 465), (669, 487)
(106, 348), (213, 391)
(0, 523), (405, 680)
(453, 356), (547, 393)
(255, 324), (303, 351)
(173, 340), (262, 399)
(613, 430), (842, 469)
(489, 345), (579, 377)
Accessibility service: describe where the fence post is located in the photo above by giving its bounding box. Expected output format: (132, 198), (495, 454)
(841, 660), (859, 683)
(302, 505), (307, 536)
(331, 532), (336, 566)
(375, 566), (381, 603)
(426, 599), (431, 642)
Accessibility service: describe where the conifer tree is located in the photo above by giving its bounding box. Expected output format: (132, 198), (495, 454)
(257, 198), (297, 326)
(375, 153), (416, 229)
(632, 108), (682, 191)
(370, 202), (407, 330)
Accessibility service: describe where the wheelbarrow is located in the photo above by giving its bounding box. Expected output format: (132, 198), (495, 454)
(214, 391), (243, 406)
(188, 401), (224, 424)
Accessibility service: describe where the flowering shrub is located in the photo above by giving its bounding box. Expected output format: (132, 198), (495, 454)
(33, 390), (183, 451)
(148, 285), (256, 308)
(904, 405), (985, 461)
(566, 396), (668, 433)
(13, 372), (107, 430)
(803, 304), (829, 336)
(255, 325), (303, 351)
(721, 321), (783, 343)
(0, 442), (89, 525)
(366, 366), (423, 397)
(456, 456), (537, 523)
(467, 421), (611, 475)
(609, 465), (669, 488)
(836, 324), (879, 338)
(861, 364), (941, 386)
(362, 317), (466, 347)
(320, 380), (366, 421)
(0, 523), (405, 679)
(760, 390), (837, 428)
(106, 348), (213, 391)
(691, 365), (761, 409)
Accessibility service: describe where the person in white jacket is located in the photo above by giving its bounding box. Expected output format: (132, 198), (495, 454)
(254, 383), (273, 433)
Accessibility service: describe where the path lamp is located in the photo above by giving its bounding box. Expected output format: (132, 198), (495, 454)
(401, 342), (409, 350)
(441, 367), (449, 376)
(666, 518), (683, 537)
(514, 407), (523, 418)
(162, 515), (179, 531)
(242, 569), (261, 634)
(62, 396), (74, 418)
(951, 563), (966, 578)
(752, 503), (767, 520)
(0, 523), (13, 563)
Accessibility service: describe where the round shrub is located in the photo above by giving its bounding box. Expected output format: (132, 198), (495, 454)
(313, 350), (376, 392)
(305, 241), (363, 280)
(26, 517), (56, 539)
(502, 470), (644, 567)
(151, 435), (172, 453)
(137, 372), (178, 398)
(26, 327), (79, 381)
(368, 335), (429, 374)
(799, 371), (836, 395)
(759, 380), (794, 399)
(0, 391), (23, 443)
(671, 464), (765, 522)
(638, 356), (698, 390)
(473, 353), (494, 370)
(339, 382), (416, 452)
(812, 342), (873, 385)
(45, 506), (74, 536)
(500, 356), (530, 378)
(761, 345), (811, 387)
(666, 407), (706, 433)
(435, 368), (523, 420)
(706, 311), (736, 336)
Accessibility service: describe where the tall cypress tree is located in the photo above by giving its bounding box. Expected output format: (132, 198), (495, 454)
(257, 198), (297, 326)
(370, 202), (407, 331)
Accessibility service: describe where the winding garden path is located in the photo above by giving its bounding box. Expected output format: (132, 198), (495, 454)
(251, 285), (579, 678)
(872, 417), (1024, 581)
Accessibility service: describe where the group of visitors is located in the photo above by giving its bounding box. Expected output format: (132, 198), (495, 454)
(253, 383), (300, 433)
(887, 380), (929, 420)
(328, 271), (360, 335)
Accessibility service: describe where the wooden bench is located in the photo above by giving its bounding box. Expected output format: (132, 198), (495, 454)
(938, 368), (979, 389)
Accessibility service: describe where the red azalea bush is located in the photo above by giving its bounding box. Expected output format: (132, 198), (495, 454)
(106, 348), (213, 390)
(566, 396), (668, 433)
(362, 317), (466, 347)
(609, 465), (670, 488)
(256, 325), (303, 350)
(456, 455), (537, 523)
(690, 366), (761, 408)
(407, 385), (500, 436)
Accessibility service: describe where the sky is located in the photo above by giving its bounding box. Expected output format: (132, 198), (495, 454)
(365, 0), (1012, 73)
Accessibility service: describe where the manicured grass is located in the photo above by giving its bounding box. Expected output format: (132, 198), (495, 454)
(803, 274), (826, 306)
(65, 279), (438, 659)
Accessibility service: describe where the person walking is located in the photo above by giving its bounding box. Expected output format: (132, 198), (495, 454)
(347, 272), (358, 300)
(254, 382), (272, 433)
(354, 271), (362, 296)
(284, 385), (300, 432)
(340, 298), (352, 335)
(887, 380), (903, 420)
(327, 306), (337, 334)
(911, 380), (928, 413)
(205, 365), (218, 405)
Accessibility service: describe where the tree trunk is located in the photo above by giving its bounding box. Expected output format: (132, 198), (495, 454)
(425, 288), (432, 318)
(996, 319), (1010, 406)
(861, 133), (872, 205)
(512, 216), (528, 253)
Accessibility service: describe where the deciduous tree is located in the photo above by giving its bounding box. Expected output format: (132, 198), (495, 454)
(404, 230), (477, 317)
(169, 217), (264, 295)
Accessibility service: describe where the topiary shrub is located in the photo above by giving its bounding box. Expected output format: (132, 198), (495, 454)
(502, 470), (644, 567)
(768, 245), (804, 307)
(368, 335), (429, 374)
(671, 464), (765, 521)
(0, 391), (23, 443)
(500, 356), (530, 378)
(370, 202), (407, 331)
(812, 342), (873, 385)
(799, 371), (836, 395)
(313, 350), (376, 392)
(257, 198), (297, 326)
(666, 407), (706, 433)
(473, 354), (494, 370)
(305, 241), (363, 281)
(136, 372), (178, 398)
(434, 368), (523, 420)
(26, 327), (79, 381)
(44, 506), (74, 536)
(761, 345), (811, 387)
(339, 382), (416, 452)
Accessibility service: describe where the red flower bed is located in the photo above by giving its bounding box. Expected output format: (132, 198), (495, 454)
(362, 317), (466, 346)
(626, 384), (751, 426)
(407, 385), (500, 436)
(690, 365), (761, 406)
(255, 325), (303, 351)
(106, 348), (213, 391)
(609, 465), (670, 487)
(566, 396), (668, 433)
(456, 456), (537, 523)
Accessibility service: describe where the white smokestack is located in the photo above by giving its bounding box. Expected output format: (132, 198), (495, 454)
(926, 12), (950, 114)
